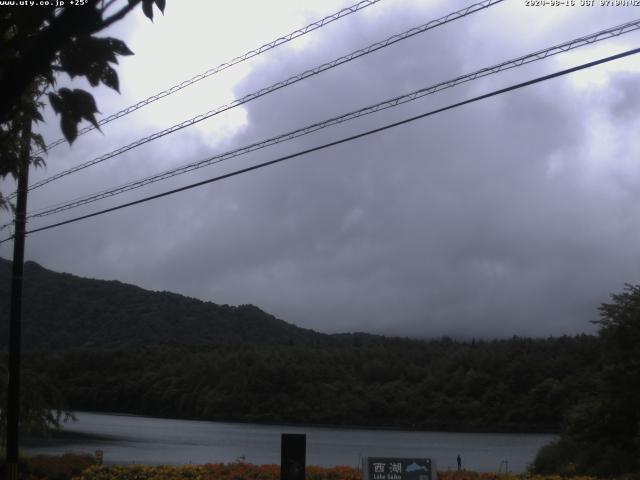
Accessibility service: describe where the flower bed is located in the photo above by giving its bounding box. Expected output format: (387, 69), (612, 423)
(74, 464), (607, 480)
(77, 463), (361, 480)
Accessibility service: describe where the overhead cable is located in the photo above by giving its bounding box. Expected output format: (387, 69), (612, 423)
(32, 0), (386, 156)
(24, 18), (640, 220)
(14, 0), (503, 199)
(1, 46), (636, 245)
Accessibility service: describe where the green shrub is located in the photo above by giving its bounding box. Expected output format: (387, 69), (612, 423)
(530, 439), (580, 476)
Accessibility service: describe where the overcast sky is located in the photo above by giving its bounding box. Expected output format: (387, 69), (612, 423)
(2, 0), (640, 338)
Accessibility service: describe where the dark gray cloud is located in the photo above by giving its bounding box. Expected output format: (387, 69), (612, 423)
(3, 0), (640, 338)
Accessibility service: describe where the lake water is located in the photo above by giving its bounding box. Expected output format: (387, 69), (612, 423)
(24, 412), (555, 473)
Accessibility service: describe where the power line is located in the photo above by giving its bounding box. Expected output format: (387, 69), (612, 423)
(31, 0), (386, 157)
(23, 18), (640, 221)
(13, 0), (503, 199)
(2, 46), (637, 245)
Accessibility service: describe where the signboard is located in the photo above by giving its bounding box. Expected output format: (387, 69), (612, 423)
(367, 458), (433, 480)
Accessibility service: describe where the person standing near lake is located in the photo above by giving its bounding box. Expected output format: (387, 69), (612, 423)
(457, 455), (462, 471)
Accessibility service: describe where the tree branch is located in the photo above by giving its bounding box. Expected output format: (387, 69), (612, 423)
(101, 0), (141, 30)
(100, 0), (120, 14)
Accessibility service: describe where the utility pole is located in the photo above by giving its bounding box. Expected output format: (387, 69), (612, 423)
(6, 118), (32, 480)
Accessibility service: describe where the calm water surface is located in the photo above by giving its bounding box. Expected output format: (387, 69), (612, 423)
(25, 412), (555, 473)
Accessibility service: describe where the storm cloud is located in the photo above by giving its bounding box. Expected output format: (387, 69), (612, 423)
(2, 0), (640, 338)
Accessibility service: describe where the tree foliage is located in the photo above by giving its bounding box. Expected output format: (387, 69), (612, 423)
(0, 0), (166, 209)
(531, 284), (640, 475)
(25, 335), (601, 434)
(0, 356), (73, 443)
(0, 0), (166, 441)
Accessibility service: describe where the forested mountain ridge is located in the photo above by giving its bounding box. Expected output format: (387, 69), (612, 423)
(0, 258), (322, 350)
(0, 257), (604, 433)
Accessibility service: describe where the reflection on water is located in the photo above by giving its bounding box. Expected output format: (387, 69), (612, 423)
(24, 412), (555, 472)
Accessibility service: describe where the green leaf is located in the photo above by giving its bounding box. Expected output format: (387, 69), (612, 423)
(48, 92), (63, 113)
(68, 89), (100, 129)
(61, 116), (77, 144)
(52, 89), (101, 143)
(32, 109), (44, 123)
(86, 67), (101, 87)
(57, 88), (81, 122)
(100, 65), (119, 92)
(58, 36), (133, 92)
(59, 36), (126, 77)
(107, 38), (134, 56)
(0, 195), (16, 214)
(31, 156), (46, 168)
(31, 132), (47, 153)
(142, 0), (154, 20)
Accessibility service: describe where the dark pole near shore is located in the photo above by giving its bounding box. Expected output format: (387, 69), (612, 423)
(6, 118), (32, 480)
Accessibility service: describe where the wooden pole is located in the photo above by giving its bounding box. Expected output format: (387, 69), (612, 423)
(5, 118), (31, 480)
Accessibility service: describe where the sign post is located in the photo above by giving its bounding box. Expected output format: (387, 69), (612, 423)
(281, 433), (306, 480)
